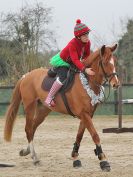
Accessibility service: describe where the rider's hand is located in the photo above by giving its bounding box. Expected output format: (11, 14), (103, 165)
(81, 59), (85, 63)
(85, 68), (95, 75)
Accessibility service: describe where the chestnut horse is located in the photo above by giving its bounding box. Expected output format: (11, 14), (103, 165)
(4, 44), (119, 171)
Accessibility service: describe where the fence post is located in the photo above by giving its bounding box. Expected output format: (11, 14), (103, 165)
(118, 62), (123, 129)
(118, 84), (122, 129)
(114, 89), (118, 115)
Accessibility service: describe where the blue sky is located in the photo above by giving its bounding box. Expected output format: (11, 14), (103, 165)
(0, 0), (133, 49)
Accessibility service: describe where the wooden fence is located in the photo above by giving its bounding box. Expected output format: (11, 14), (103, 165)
(0, 84), (133, 115)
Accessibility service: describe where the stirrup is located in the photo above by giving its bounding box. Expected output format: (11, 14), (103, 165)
(45, 98), (56, 107)
(45, 96), (56, 107)
(49, 99), (56, 107)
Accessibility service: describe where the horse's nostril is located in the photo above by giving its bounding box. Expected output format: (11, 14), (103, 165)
(113, 85), (116, 88)
(113, 84), (119, 89)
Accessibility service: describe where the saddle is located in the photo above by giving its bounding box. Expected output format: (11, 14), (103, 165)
(42, 66), (79, 117)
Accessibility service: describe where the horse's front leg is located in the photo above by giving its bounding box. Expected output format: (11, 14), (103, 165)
(81, 112), (111, 172)
(72, 120), (85, 168)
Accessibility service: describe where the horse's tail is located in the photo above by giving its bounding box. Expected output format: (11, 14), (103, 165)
(4, 79), (22, 142)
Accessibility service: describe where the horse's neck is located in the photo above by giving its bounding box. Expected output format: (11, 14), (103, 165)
(81, 49), (105, 94)
(83, 50), (99, 66)
(87, 51), (104, 94)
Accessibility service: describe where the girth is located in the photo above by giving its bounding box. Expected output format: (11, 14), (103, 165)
(60, 66), (78, 117)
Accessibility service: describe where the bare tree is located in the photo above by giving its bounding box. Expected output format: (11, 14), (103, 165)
(0, 2), (58, 84)
(2, 2), (57, 53)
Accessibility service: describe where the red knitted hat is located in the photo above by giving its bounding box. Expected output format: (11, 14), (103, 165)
(74, 19), (90, 37)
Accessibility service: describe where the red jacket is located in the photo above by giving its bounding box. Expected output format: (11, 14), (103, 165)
(60, 38), (91, 71)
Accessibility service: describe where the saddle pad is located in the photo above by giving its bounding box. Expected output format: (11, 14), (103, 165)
(41, 75), (56, 91)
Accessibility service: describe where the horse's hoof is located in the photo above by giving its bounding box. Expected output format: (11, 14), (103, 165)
(19, 149), (30, 156)
(33, 160), (40, 166)
(100, 161), (111, 172)
(19, 149), (24, 156)
(73, 160), (82, 168)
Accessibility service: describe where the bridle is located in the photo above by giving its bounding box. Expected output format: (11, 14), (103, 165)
(99, 50), (118, 85)
(91, 49), (118, 101)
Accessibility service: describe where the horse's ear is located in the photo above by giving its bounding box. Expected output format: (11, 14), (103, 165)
(101, 45), (106, 56)
(111, 44), (117, 52)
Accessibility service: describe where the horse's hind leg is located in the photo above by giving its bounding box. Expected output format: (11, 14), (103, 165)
(31, 104), (51, 165)
(19, 100), (40, 165)
(19, 101), (37, 161)
(32, 104), (51, 136)
(20, 102), (51, 165)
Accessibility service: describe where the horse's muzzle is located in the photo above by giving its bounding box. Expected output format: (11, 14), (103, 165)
(112, 82), (120, 89)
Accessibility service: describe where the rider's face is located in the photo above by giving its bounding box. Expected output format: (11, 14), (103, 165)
(80, 33), (89, 43)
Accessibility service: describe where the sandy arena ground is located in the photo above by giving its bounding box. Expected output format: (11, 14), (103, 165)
(0, 115), (133, 177)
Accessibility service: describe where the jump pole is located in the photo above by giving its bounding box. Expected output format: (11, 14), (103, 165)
(103, 85), (133, 133)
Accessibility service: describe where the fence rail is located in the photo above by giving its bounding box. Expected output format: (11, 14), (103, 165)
(0, 86), (14, 89)
(0, 84), (133, 115)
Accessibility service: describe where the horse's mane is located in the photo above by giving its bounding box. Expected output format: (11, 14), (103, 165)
(83, 49), (100, 67)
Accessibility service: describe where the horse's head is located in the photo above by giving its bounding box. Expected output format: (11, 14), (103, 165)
(98, 44), (120, 89)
